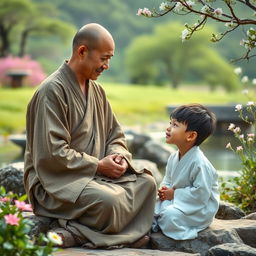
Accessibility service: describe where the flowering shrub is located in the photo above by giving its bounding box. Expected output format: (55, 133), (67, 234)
(221, 77), (256, 213)
(0, 186), (61, 256)
(137, 1), (256, 60)
(0, 56), (46, 87)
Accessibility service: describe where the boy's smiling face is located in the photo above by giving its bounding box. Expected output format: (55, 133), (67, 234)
(165, 119), (189, 146)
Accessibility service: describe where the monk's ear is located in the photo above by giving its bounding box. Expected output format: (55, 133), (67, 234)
(78, 45), (89, 57)
(186, 131), (197, 143)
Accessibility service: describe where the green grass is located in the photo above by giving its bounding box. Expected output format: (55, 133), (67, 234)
(0, 83), (247, 133)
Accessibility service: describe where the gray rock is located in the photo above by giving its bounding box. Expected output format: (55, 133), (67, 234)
(151, 218), (256, 256)
(215, 201), (245, 220)
(56, 248), (200, 255)
(242, 212), (256, 220)
(132, 159), (163, 184)
(137, 140), (175, 168)
(125, 130), (151, 155)
(25, 214), (54, 237)
(0, 162), (25, 195)
(207, 243), (256, 256)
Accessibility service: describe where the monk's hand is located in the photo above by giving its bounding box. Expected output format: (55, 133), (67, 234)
(97, 154), (126, 179)
(158, 187), (175, 201)
(114, 154), (128, 176)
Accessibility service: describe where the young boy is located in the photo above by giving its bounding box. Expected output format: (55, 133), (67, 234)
(152, 103), (219, 240)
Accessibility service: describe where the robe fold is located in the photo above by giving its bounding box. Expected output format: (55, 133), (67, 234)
(152, 146), (219, 240)
(24, 62), (156, 247)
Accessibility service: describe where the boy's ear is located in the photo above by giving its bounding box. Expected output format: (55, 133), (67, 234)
(186, 131), (197, 142)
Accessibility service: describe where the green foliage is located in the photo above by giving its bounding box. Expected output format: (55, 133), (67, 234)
(0, 0), (76, 57)
(126, 22), (240, 91)
(0, 186), (61, 255)
(221, 90), (256, 213)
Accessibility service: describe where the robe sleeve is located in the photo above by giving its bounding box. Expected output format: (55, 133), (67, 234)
(173, 163), (216, 215)
(101, 90), (135, 172)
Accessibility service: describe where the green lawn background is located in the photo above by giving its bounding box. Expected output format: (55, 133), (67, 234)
(0, 83), (246, 134)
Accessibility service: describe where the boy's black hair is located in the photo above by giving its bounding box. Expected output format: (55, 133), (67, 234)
(171, 103), (216, 146)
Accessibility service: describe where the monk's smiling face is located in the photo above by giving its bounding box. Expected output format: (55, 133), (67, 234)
(82, 37), (115, 80)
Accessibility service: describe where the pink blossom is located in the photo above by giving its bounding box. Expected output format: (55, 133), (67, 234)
(137, 8), (152, 17)
(14, 200), (32, 211)
(4, 214), (20, 226)
(0, 56), (46, 87)
(137, 8), (143, 16)
(214, 8), (223, 16)
(247, 133), (255, 137)
(0, 197), (11, 203)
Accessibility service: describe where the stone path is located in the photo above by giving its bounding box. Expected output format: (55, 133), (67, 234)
(53, 247), (198, 256)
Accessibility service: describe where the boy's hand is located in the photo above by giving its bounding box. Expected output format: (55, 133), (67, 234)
(158, 186), (175, 201)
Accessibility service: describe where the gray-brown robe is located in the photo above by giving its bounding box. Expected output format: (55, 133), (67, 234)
(24, 62), (156, 248)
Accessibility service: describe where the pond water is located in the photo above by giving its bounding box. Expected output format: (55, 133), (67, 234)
(0, 132), (241, 173)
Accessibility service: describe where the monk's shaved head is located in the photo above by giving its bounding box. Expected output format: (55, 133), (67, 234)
(72, 23), (114, 52)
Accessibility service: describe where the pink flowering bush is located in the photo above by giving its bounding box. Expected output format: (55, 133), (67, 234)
(0, 56), (46, 87)
(221, 89), (256, 213)
(0, 186), (61, 255)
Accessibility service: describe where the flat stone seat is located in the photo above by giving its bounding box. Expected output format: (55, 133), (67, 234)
(151, 218), (256, 255)
(53, 248), (199, 255)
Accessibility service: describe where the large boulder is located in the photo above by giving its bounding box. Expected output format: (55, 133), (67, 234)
(216, 201), (245, 220)
(0, 162), (25, 195)
(125, 130), (151, 155)
(151, 219), (256, 256)
(132, 159), (163, 184)
(207, 243), (256, 256)
(136, 140), (175, 168)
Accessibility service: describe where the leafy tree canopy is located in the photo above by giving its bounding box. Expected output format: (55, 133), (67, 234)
(126, 22), (240, 91)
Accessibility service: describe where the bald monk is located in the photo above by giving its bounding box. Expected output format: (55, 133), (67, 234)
(24, 23), (156, 248)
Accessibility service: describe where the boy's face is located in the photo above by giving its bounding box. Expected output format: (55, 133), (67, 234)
(165, 119), (189, 146)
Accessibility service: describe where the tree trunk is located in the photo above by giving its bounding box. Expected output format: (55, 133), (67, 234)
(18, 29), (29, 57)
(0, 24), (10, 57)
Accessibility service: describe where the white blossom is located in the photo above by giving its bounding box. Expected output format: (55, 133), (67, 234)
(234, 127), (241, 133)
(252, 78), (256, 85)
(239, 134), (244, 140)
(228, 123), (235, 131)
(247, 101), (255, 106)
(201, 5), (210, 13)
(47, 232), (63, 245)
(236, 146), (243, 152)
(159, 2), (169, 11)
(174, 2), (183, 12)
(186, 0), (195, 8)
(181, 29), (189, 42)
(226, 142), (232, 149)
(234, 67), (242, 75)
(235, 104), (242, 111)
(241, 76), (249, 83)
(248, 133), (255, 138)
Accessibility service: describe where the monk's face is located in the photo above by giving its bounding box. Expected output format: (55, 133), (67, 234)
(82, 38), (115, 80)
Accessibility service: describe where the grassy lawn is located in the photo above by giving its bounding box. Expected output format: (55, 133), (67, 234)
(0, 83), (247, 133)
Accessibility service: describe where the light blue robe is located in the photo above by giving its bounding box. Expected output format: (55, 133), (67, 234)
(152, 146), (219, 240)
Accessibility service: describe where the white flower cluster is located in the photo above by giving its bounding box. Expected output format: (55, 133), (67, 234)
(234, 67), (256, 85)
